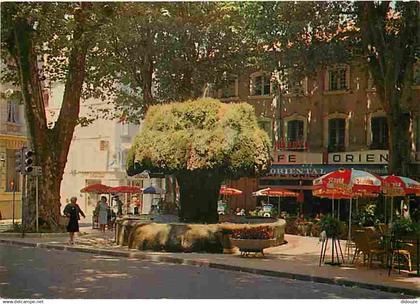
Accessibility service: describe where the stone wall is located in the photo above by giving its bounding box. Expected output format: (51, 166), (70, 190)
(115, 218), (286, 253)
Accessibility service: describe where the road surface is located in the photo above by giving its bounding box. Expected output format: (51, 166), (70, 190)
(0, 244), (407, 299)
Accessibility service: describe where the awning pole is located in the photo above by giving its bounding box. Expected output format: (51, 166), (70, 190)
(348, 197), (352, 241)
(390, 196), (394, 223)
(338, 199), (340, 221)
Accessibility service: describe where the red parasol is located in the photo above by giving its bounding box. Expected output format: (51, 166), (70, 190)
(381, 175), (420, 196)
(80, 183), (111, 194)
(220, 185), (243, 196)
(109, 186), (142, 194)
(253, 187), (299, 197)
(313, 169), (382, 194)
(380, 175), (420, 223)
(252, 187), (299, 215)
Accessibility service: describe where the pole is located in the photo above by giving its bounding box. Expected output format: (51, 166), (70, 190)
(348, 197), (352, 241)
(332, 197), (335, 218)
(390, 196), (394, 223)
(21, 174), (26, 238)
(337, 199), (340, 221)
(12, 177), (16, 227)
(278, 197), (280, 216)
(356, 198), (358, 214)
(35, 175), (39, 233)
(384, 196), (387, 224)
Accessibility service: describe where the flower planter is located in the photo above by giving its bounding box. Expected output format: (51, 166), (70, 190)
(231, 238), (277, 256)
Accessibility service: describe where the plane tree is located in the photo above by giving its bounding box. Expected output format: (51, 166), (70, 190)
(126, 98), (271, 223)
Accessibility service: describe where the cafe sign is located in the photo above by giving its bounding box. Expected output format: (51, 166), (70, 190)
(328, 150), (388, 165)
(272, 151), (323, 164)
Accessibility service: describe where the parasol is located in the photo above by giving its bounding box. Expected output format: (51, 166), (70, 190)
(381, 175), (420, 222)
(219, 185), (243, 196)
(142, 186), (165, 194)
(252, 187), (299, 215)
(109, 186), (142, 194)
(80, 183), (111, 194)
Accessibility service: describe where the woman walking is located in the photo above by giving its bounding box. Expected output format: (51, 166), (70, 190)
(97, 196), (110, 233)
(63, 196), (85, 245)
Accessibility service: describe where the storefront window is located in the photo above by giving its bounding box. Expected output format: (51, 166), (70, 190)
(328, 118), (345, 152)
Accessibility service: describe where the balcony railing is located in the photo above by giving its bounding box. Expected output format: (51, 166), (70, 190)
(274, 139), (308, 151)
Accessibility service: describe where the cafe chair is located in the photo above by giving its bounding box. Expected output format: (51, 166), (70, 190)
(352, 229), (385, 268)
(390, 245), (413, 273)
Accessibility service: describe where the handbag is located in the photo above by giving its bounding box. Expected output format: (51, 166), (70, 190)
(59, 215), (70, 227)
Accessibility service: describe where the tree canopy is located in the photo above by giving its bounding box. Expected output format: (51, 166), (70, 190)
(87, 2), (251, 123)
(127, 98), (271, 222)
(127, 98), (271, 176)
(1, 2), (114, 230)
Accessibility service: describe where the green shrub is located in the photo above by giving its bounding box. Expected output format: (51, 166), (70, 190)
(320, 215), (342, 238)
(391, 218), (419, 237)
(353, 202), (382, 227)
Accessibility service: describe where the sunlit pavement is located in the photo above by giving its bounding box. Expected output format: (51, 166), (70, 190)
(0, 244), (406, 299)
(1, 226), (419, 296)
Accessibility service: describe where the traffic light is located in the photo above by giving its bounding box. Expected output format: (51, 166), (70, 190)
(15, 149), (23, 173)
(24, 149), (34, 174)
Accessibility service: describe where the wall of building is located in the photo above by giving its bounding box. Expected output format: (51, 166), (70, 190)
(0, 84), (28, 219)
(214, 61), (420, 214)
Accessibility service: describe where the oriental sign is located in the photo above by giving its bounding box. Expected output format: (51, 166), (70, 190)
(268, 164), (388, 178)
(328, 150), (388, 165)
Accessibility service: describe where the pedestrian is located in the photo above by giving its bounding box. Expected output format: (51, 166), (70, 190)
(114, 195), (123, 216)
(97, 196), (110, 233)
(63, 196), (85, 245)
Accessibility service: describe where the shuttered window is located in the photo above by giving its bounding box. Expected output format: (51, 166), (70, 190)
(371, 117), (388, 149)
(328, 119), (345, 152)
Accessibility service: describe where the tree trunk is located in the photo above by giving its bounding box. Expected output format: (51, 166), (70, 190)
(387, 99), (412, 176)
(357, 2), (418, 177)
(10, 4), (92, 231)
(176, 171), (222, 223)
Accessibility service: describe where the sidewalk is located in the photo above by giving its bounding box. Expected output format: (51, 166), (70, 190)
(1, 227), (419, 297)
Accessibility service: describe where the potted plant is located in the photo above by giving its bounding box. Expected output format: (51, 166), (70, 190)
(390, 218), (419, 238)
(319, 215), (342, 238)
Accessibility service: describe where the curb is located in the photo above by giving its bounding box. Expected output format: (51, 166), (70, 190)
(0, 232), (67, 238)
(1, 238), (418, 297)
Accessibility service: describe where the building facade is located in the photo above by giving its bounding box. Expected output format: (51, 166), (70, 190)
(0, 84), (28, 220)
(46, 84), (163, 217)
(212, 61), (420, 214)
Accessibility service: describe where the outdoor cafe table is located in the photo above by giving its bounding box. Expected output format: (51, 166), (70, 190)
(384, 233), (419, 277)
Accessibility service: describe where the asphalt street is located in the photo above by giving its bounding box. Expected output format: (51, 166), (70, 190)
(0, 244), (407, 299)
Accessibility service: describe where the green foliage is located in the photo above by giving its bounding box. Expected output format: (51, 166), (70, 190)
(127, 98), (271, 178)
(353, 202), (382, 227)
(391, 218), (419, 237)
(85, 2), (251, 121)
(320, 215), (342, 238)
